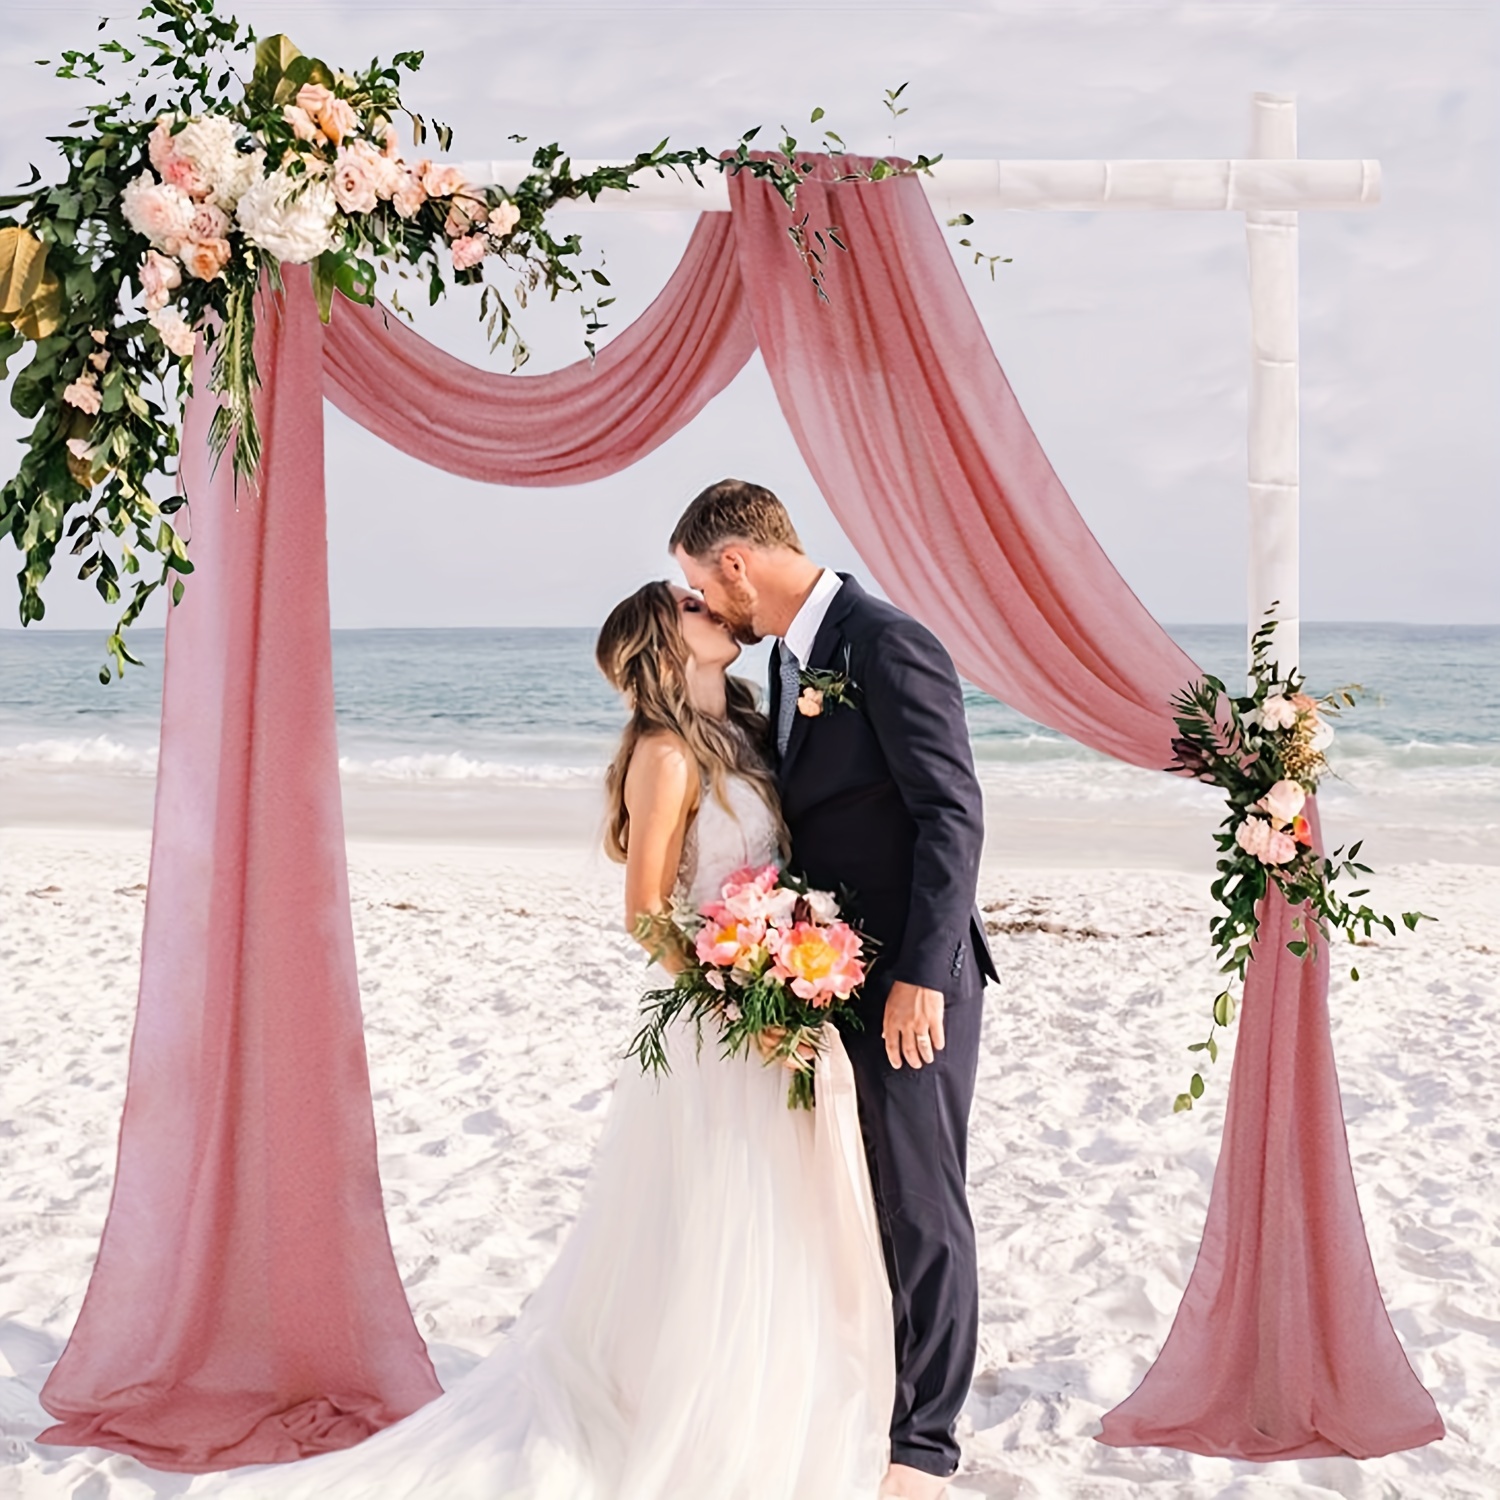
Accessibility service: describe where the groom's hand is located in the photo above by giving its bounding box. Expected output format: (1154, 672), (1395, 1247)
(883, 981), (946, 1070)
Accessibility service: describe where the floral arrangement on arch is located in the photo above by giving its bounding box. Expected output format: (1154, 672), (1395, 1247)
(629, 862), (869, 1110)
(0, 0), (941, 681)
(1165, 613), (1432, 1111)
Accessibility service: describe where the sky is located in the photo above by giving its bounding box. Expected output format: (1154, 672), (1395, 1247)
(1, 0), (1495, 631)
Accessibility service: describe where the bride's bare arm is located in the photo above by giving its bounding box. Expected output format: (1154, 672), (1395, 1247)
(622, 733), (698, 973)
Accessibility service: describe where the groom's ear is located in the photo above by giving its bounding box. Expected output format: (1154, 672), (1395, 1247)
(717, 545), (748, 580)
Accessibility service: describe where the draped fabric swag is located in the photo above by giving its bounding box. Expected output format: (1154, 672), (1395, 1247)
(37, 157), (1441, 1472)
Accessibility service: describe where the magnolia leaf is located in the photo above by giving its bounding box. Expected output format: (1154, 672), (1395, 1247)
(281, 53), (337, 105)
(249, 33), (302, 108)
(0, 226), (48, 315)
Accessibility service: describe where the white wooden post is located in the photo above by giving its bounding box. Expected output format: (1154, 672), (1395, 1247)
(1245, 93), (1301, 676)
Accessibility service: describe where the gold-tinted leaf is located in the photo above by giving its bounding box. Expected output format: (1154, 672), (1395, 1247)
(12, 268), (61, 340)
(0, 226), (49, 317)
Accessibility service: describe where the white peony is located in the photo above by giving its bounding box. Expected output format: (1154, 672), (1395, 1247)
(174, 113), (264, 210)
(803, 889), (839, 924)
(236, 170), (339, 264)
(1307, 716), (1335, 752)
(1257, 694), (1298, 730)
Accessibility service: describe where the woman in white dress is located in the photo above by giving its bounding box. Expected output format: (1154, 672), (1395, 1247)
(197, 581), (894, 1499)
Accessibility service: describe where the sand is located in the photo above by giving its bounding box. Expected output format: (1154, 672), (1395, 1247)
(1, 802), (1497, 1498)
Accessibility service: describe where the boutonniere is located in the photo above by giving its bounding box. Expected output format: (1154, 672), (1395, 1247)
(796, 646), (859, 719)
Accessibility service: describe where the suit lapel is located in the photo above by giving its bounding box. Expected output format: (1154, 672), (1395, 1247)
(777, 575), (862, 784)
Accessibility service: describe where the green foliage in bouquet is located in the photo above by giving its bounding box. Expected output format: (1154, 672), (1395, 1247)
(1165, 611), (1434, 1112)
(1, 0), (947, 682)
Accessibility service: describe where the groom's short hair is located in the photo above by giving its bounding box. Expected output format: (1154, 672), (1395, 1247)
(670, 479), (804, 559)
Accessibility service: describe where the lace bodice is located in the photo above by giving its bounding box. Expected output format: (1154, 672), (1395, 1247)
(674, 773), (781, 911)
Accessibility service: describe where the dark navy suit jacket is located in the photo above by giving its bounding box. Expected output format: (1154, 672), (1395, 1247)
(770, 574), (997, 997)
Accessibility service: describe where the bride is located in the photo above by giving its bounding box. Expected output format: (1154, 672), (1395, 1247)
(197, 581), (895, 1499)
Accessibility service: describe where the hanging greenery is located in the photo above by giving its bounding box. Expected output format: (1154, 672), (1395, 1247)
(0, 0), (941, 680)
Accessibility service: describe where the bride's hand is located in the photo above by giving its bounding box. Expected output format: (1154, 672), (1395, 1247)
(755, 1026), (817, 1070)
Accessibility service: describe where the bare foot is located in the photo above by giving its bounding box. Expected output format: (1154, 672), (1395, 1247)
(879, 1463), (951, 1499)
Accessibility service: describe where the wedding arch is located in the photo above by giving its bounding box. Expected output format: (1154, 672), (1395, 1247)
(29, 95), (1444, 1473)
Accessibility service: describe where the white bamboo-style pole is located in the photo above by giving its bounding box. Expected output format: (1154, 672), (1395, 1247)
(1245, 94), (1301, 676)
(459, 157), (1379, 215)
(466, 98), (1372, 677)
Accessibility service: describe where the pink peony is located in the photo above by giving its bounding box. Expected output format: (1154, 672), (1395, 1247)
(770, 920), (866, 1006)
(159, 152), (210, 198)
(283, 104), (324, 144)
(182, 236), (232, 282)
(147, 119), (176, 173)
(139, 249), (183, 311)
(121, 172), (196, 249)
(715, 864), (797, 925)
(62, 375), (101, 415)
(488, 198), (521, 239)
(1235, 815), (1297, 866)
(449, 234), (487, 271)
(421, 162), (468, 199)
(1256, 778), (1306, 828)
(694, 914), (769, 969)
(331, 147), (379, 214)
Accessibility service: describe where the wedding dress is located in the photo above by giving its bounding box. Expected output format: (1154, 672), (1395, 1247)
(195, 773), (894, 1499)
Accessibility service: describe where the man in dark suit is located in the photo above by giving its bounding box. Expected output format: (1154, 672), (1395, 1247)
(672, 478), (995, 1499)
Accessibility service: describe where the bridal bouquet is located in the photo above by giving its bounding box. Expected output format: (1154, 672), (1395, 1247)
(629, 863), (868, 1110)
(1165, 613), (1432, 1111)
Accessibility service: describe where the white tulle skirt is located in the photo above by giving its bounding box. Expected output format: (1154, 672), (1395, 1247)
(197, 1019), (894, 1499)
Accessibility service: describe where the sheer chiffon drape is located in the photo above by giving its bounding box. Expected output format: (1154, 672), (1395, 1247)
(38, 157), (1440, 1473)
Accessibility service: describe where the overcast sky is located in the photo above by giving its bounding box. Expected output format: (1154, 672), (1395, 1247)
(2, 0), (1495, 630)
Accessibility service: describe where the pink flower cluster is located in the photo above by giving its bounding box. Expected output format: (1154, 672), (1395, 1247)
(693, 864), (865, 1008)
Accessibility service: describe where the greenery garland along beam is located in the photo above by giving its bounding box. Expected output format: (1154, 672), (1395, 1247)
(0, 0), (960, 683)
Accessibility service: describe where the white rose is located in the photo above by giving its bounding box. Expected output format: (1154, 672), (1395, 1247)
(803, 889), (839, 923)
(1255, 778), (1306, 828)
(236, 170), (339, 264)
(1258, 694), (1298, 730)
(150, 305), (197, 359)
(1308, 717), (1335, 752)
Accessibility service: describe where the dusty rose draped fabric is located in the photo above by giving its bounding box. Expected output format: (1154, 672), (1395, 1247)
(1100, 809), (1443, 1457)
(44, 156), (1439, 1472)
(726, 157), (1441, 1458)
(38, 270), (442, 1470)
(323, 213), (754, 484)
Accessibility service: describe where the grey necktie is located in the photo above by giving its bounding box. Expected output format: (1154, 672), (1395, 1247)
(776, 642), (801, 758)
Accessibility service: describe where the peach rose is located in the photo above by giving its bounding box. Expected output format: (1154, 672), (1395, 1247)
(182, 236), (232, 282)
(319, 97), (359, 146)
(150, 305), (197, 358)
(283, 104), (324, 144)
(392, 170), (428, 220)
(331, 146), (379, 214)
(62, 375), (101, 415)
(421, 162), (468, 199)
(1256, 778), (1307, 829)
(139, 249), (183, 311)
(796, 687), (824, 717)
(295, 83), (335, 121)
(487, 198), (521, 239)
(450, 233), (487, 271)
(444, 195), (488, 238)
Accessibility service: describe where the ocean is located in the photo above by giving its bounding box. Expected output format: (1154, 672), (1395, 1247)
(2, 624), (1497, 845)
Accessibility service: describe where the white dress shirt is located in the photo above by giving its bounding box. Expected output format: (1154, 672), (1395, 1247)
(780, 568), (843, 667)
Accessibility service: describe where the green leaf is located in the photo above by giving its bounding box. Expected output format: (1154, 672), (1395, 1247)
(1287, 939), (1308, 958)
(1173, 1093), (1194, 1114)
(810, 107), (824, 123)
(1189, 1072), (1204, 1099)
(1207, 1037), (1219, 1064)
(1349, 966), (1359, 981)
(1212, 991), (1235, 1027)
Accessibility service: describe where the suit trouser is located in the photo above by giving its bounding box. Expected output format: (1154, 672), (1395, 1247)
(838, 964), (984, 1478)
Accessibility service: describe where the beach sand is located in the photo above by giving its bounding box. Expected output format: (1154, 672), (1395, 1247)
(1, 784), (1497, 1498)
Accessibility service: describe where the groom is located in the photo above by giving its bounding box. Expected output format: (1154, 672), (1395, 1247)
(672, 479), (995, 1498)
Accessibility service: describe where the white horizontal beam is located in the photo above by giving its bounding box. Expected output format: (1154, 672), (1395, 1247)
(457, 157), (1381, 213)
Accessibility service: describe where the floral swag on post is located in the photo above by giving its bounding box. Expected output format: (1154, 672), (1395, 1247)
(0, 0), (941, 681)
(1166, 612), (1434, 1109)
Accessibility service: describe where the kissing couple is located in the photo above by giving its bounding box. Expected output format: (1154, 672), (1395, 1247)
(204, 479), (996, 1500)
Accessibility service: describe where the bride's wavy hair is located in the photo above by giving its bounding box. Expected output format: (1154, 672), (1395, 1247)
(596, 581), (782, 865)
